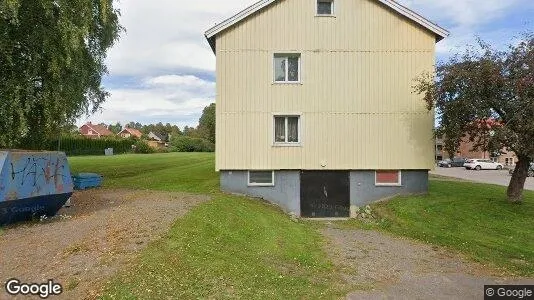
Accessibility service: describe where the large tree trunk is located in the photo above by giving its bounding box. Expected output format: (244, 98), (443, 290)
(507, 156), (531, 203)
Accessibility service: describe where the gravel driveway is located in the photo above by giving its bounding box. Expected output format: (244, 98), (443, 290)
(322, 226), (534, 299)
(431, 167), (534, 191)
(0, 189), (209, 300)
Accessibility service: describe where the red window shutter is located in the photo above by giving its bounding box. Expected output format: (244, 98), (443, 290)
(376, 170), (400, 184)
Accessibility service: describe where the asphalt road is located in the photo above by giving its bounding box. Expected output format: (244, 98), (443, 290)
(431, 167), (534, 191)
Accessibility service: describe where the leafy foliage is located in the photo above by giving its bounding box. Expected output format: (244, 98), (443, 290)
(0, 0), (123, 148)
(197, 103), (215, 144)
(415, 34), (534, 202)
(108, 122), (122, 134)
(132, 140), (155, 154)
(170, 136), (214, 153)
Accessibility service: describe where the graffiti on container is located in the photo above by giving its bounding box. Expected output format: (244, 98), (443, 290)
(7, 154), (70, 196)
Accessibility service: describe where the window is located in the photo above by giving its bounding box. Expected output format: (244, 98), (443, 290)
(375, 170), (402, 186)
(248, 171), (274, 186)
(274, 54), (300, 82)
(317, 0), (334, 15)
(274, 116), (300, 144)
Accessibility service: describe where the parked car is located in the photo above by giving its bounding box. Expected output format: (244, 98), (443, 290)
(508, 163), (534, 177)
(438, 158), (466, 168)
(464, 159), (503, 170)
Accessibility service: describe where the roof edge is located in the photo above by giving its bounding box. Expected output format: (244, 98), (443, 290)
(204, 0), (449, 53)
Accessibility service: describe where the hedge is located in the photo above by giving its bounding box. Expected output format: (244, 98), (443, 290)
(169, 136), (215, 152)
(46, 136), (137, 156)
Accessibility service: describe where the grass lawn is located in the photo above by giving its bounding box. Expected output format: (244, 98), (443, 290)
(369, 179), (534, 276)
(68, 153), (534, 299)
(69, 153), (350, 299)
(69, 152), (218, 193)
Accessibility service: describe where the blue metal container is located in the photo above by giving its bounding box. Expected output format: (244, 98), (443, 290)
(72, 173), (103, 190)
(0, 151), (74, 225)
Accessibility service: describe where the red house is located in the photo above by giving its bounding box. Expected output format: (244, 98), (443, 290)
(79, 122), (114, 139)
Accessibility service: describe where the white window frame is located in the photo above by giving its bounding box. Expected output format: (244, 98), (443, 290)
(273, 53), (301, 83)
(273, 115), (301, 146)
(375, 170), (402, 187)
(248, 171), (275, 187)
(316, 0), (335, 16)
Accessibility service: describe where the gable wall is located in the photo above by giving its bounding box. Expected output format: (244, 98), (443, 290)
(215, 0), (437, 170)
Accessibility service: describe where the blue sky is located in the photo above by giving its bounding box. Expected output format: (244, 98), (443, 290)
(80, 0), (534, 128)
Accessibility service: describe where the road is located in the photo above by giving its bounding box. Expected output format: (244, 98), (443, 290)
(431, 167), (534, 191)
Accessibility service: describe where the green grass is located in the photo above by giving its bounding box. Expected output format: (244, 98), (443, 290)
(102, 195), (347, 299)
(69, 153), (218, 193)
(67, 153), (534, 298)
(69, 153), (349, 299)
(370, 179), (534, 276)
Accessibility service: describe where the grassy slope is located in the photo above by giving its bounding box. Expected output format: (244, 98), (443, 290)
(372, 179), (534, 276)
(69, 153), (349, 299)
(69, 153), (218, 193)
(69, 153), (534, 297)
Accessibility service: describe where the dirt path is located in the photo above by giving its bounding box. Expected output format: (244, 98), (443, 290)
(322, 226), (534, 300)
(0, 189), (209, 300)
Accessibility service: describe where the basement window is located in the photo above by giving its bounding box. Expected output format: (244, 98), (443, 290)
(375, 170), (402, 186)
(317, 0), (334, 15)
(274, 116), (300, 145)
(274, 54), (300, 83)
(248, 171), (275, 187)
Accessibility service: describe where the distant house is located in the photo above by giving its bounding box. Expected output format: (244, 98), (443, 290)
(118, 127), (143, 139)
(147, 132), (167, 149)
(457, 137), (518, 166)
(205, 0), (448, 218)
(79, 122), (114, 139)
(148, 132), (164, 142)
(442, 119), (518, 166)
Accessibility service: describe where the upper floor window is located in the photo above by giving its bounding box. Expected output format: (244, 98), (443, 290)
(317, 0), (334, 15)
(274, 116), (300, 145)
(274, 54), (300, 83)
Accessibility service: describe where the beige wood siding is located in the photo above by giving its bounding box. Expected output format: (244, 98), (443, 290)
(215, 0), (437, 171)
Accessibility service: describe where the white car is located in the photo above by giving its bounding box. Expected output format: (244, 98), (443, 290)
(464, 159), (504, 170)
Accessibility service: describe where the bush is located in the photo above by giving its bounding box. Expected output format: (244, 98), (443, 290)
(170, 136), (214, 152)
(132, 140), (155, 154)
(47, 136), (136, 156)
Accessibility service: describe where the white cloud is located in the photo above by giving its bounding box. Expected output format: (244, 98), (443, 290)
(398, 0), (534, 58)
(106, 0), (253, 76)
(82, 1), (252, 128)
(80, 75), (215, 128)
(145, 75), (215, 90)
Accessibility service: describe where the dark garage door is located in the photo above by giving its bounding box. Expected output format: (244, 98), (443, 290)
(300, 171), (350, 218)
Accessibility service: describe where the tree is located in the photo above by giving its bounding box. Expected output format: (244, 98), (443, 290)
(0, 0), (123, 149)
(415, 34), (534, 203)
(197, 103), (215, 144)
(108, 122), (122, 134)
(125, 122), (143, 130)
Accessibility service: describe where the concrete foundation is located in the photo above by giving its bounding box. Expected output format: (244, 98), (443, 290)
(220, 170), (428, 217)
(349, 170), (429, 207)
(220, 171), (301, 215)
